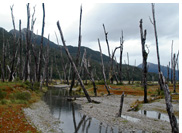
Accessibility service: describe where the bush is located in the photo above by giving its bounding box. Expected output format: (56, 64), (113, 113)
(0, 89), (7, 100)
(24, 80), (32, 89)
(14, 92), (31, 101)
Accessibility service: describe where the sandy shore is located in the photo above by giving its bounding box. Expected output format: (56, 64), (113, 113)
(74, 95), (179, 133)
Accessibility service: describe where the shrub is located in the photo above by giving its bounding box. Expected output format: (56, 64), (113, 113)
(15, 92), (31, 101)
(0, 89), (7, 100)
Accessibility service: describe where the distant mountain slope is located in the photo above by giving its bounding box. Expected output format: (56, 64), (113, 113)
(137, 62), (179, 80)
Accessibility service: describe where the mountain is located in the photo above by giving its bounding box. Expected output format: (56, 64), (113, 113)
(137, 62), (179, 80)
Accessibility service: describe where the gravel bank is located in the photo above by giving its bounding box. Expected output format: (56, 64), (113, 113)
(23, 100), (63, 133)
(74, 95), (179, 133)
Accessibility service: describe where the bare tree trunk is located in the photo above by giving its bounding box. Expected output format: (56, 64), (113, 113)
(2, 29), (5, 82)
(151, 4), (178, 132)
(83, 49), (97, 96)
(167, 62), (170, 84)
(171, 41), (173, 84)
(38, 3), (45, 82)
(70, 5), (82, 94)
(117, 92), (124, 117)
(57, 21), (92, 103)
(172, 52), (179, 93)
(9, 5), (17, 81)
(120, 31), (124, 83)
(98, 39), (110, 95)
(159, 73), (178, 133)
(150, 3), (162, 90)
(126, 52), (130, 84)
(139, 19), (148, 103)
(24, 3), (31, 81)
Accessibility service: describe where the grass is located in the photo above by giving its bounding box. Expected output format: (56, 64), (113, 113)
(0, 80), (43, 132)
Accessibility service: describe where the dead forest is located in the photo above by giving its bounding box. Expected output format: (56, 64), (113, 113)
(0, 3), (179, 133)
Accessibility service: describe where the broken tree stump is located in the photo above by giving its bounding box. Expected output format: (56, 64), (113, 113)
(118, 92), (124, 117)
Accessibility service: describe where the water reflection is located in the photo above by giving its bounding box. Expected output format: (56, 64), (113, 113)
(43, 88), (147, 133)
(138, 110), (179, 123)
(43, 88), (119, 133)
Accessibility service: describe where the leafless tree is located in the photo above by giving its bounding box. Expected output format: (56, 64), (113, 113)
(120, 31), (124, 83)
(172, 51), (179, 93)
(139, 19), (148, 103)
(70, 5), (82, 94)
(98, 39), (110, 95)
(151, 4), (178, 132)
(171, 41), (173, 84)
(37, 3), (45, 82)
(57, 21), (92, 102)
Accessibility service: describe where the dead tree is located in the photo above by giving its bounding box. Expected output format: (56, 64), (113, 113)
(117, 92), (124, 117)
(37, 3), (45, 82)
(57, 21), (92, 102)
(151, 4), (178, 132)
(69, 5), (82, 94)
(98, 39), (110, 95)
(167, 62), (170, 84)
(1, 29), (5, 82)
(172, 52), (179, 93)
(150, 3), (162, 90)
(24, 3), (31, 81)
(139, 19), (148, 103)
(83, 49), (97, 96)
(9, 5), (17, 81)
(120, 31), (124, 83)
(125, 52), (130, 84)
(171, 41), (173, 84)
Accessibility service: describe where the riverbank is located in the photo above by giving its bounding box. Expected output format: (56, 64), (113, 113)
(23, 100), (63, 133)
(74, 94), (179, 133)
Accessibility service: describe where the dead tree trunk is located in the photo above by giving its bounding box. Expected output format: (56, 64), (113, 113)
(126, 52), (130, 84)
(120, 31), (124, 83)
(83, 49), (97, 96)
(9, 5), (17, 81)
(98, 39), (110, 95)
(57, 21), (92, 103)
(117, 92), (124, 117)
(70, 5), (82, 94)
(151, 4), (178, 132)
(38, 3), (45, 82)
(150, 3), (162, 90)
(18, 20), (23, 80)
(171, 41), (173, 84)
(24, 3), (31, 81)
(159, 73), (178, 133)
(172, 52), (179, 93)
(2, 29), (5, 82)
(139, 19), (148, 103)
(167, 62), (170, 84)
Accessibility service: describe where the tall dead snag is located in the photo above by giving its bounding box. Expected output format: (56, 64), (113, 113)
(120, 31), (124, 83)
(19, 20), (23, 80)
(139, 19), (148, 103)
(117, 92), (124, 117)
(159, 73), (178, 133)
(83, 49), (97, 96)
(98, 39), (110, 95)
(1, 29), (5, 82)
(150, 3), (162, 90)
(24, 3), (31, 81)
(9, 5), (17, 81)
(151, 4), (178, 132)
(167, 62), (170, 84)
(172, 51), (179, 93)
(57, 21), (92, 103)
(70, 5), (82, 94)
(111, 46), (120, 84)
(38, 3), (45, 82)
(171, 41), (173, 84)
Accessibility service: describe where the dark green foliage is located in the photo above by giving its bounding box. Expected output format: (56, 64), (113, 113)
(14, 92), (31, 101)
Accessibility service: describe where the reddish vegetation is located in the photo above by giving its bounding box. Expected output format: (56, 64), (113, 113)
(0, 84), (39, 132)
(0, 104), (38, 132)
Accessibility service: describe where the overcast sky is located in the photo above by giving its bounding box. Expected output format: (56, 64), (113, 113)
(0, 2), (179, 66)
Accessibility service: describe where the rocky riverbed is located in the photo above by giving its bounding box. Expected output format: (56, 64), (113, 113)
(74, 95), (179, 133)
(23, 100), (63, 133)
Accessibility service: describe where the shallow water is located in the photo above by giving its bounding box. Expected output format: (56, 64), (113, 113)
(138, 110), (179, 123)
(43, 87), (147, 133)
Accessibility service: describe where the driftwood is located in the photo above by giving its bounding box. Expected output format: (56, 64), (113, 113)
(57, 21), (92, 103)
(139, 19), (148, 103)
(118, 92), (124, 117)
(98, 39), (110, 95)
